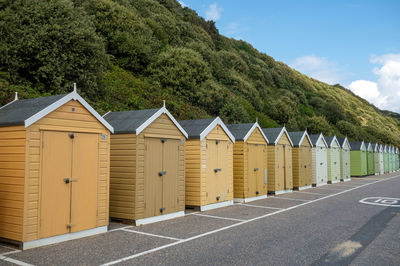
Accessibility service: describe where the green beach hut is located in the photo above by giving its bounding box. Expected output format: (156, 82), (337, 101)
(366, 142), (375, 175)
(325, 136), (341, 183)
(337, 137), (351, 182)
(373, 143), (384, 175)
(383, 145), (389, 173)
(350, 141), (367, 176)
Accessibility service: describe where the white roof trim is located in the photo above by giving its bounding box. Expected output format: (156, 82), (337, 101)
(199, 117), (235, 142)
(24, 91), (114, 133)
(367, 142), (373, 151)
(328, 135), (340, 148)
(274, 126), (293, 146)
(360, 141), (366, 151)
(298, 131), (313, 148)
(316, 133), (329, 148)
(243, 122), (269, 143)
(384, 145), (387, 152)
(0, 95), (19, 110)
(379, 144), (383, 152)
(372, 143), (379, 152)
(136, 106), (188, 138)
(341, 137), (351, 150)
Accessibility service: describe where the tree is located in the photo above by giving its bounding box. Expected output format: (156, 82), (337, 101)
(0, 0), (107, 95)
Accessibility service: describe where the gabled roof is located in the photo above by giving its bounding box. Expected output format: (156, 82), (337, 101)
(366, 142), (373, 152)
(396, 147), (399, 154)
(379, 144), (383, 152)
(384, 145), (388, 152)
(325, 136), (340, 148)
(350, 141), (365, 151)
(309, 133), (328, 148)
(226, 122), (268, 143)
(104, 106), (187, 138)
(262, 126), (293, 146)
(0, 89), (114, 132)
(288, 131), (313, 147)
(179, 117), (235, 142)
(337, 137), (351, 150)
(372, 143), (379, 152)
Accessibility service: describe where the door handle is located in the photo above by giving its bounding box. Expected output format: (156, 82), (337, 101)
(64, 178), (77, 184)
(254, 168), (259, 172)
(160, 207), (165, 213)
(214, 168), (222, 173)
(256, 191), (259, 195)
(216, 196), (220, 200)
(159, 171), (167, 176)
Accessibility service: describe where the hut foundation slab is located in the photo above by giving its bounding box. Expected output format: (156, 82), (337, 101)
(135, 211), (185, 226)
(328, 180), (341, 184)
(22, 226), (107, 250)
(312, 183), (328, 187)
(341, 178), (351, 182)
(294, 185), (312, 191)
(234, 195), (267, 203)
(198, 200), (234, 211)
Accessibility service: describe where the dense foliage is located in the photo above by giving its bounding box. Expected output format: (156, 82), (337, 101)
(0, 0), (399, 146)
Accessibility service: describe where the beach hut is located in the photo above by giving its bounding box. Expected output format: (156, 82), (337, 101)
(350, 141), (367, 176)
(104, 104), (188, 225)
(309, 133), (328, 186)
(388, 146), (393, 172)
(392, 146), (397, 172)
(325, 136), (341, 183)
(262, 127), (294, 194)
(227, 122), (269, 202)
(383, 145), (388, 173)
(179, 117), (235, 211)
(288, 131), (313, 190)
(396, 147), (399, 171)
(0, 88), (113, 249)
(373, 144), (384, 175)
(337, 137), (351, 181)
(366, 142), (375, 175)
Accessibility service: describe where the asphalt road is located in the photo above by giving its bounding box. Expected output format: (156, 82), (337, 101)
(1, 173), (399, 266)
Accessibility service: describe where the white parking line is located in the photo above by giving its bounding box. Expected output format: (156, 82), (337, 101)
(239, 204), (284, 210)
(332, 185), (359, 188)
(294, 191), (326, 196)
(316, 187), (346, 191)
(0, 255), (33, 266)
(100, 175), (399, 266)
(274, 197), (311, 202)
(108, 225), (134, 232)
(192, 213), (245, 222)
(120, 228), (183, 241)
(0, 250), (20, 256)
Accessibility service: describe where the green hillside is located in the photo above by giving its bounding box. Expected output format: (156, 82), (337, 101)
(1, 0), (399, 146)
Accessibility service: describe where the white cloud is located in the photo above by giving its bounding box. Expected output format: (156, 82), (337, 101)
(205, 4), (222, 21)
(291, 55), (344, 85)
(178, 1), (187, 8)
(348, 53), (400, 112)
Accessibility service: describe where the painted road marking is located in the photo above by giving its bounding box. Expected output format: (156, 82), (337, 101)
(108, 225), (134, 232)
(359, 197), (400, 207)
(274, 197), (311, 202)
(100, 175), (400, 265)
(295, 191), (326, 196)
(120, 228), (183, 241)
(192, 213), (246, 222)
(239, 204), (284, 210)
(316, 187), (347, 191)
(0, 254), (33, 266)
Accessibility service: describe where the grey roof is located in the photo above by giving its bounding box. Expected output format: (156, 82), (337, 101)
(262, 127), (284, 144)
(104, 109), (160, 134)
(337, 137), (346, 147)
(350, 142), (364, 150)
(226, 123), (253, 141)
(325, 136), (335, 147)
(309, 134), (320, 146)
(0, 94), (67, 127)
(288, 131), (306, 147)
(179, 118), (216, 139)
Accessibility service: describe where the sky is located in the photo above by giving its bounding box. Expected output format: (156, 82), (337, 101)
(179, 0), (400, 113)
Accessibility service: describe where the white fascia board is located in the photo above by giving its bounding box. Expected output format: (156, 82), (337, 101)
(360, 141), (366, 151)
(278, 126), (293, 146)
(199, 117), (235, 142)
(243, 122), (269, 143)
(342, 137), (351, 150)
(136, 107), (188, 138)
(329, 136), (340, 148)
(303, 131), (313, 148)
(0, 98), (18, 110)
(367, 142), (372, 152)
(24, 91), (114, 133)
(75, 94), (114, 133)
(318, 133), (329, 148)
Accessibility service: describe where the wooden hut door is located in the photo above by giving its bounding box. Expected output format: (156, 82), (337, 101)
(70, 133), (98, 232)
(162, 139), (179, 214)
(206, 140), (218, 204)
(283, 145), (292, 190)
(277, 145), (285, 191)
(216, 140), (228, 202)
(247, 144), (257, 197)
(144, 138), (163, 217)
(40, 131), (72, 238)
(40, 131), (98, 238)
(255, 144), (266, 195)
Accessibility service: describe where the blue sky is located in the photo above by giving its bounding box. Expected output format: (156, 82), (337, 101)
(179, 0), (400, 112)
